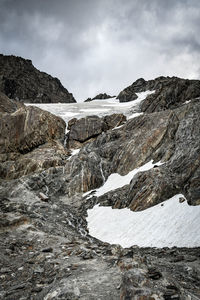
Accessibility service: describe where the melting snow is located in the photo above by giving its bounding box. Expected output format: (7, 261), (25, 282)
(87, 194), (200, 248)
(83, 160), (163, 198)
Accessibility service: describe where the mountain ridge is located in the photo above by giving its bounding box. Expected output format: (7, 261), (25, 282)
(0, 53), (76, 103)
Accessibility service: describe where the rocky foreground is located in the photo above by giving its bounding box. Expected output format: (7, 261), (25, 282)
(0, 76), (200, 299)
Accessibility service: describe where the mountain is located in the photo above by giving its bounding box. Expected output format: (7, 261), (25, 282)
(0, 75), (200, 299)
(117, 76), (200, 111)
(84, 93), (115, 102)
(0, 54), (76, 103)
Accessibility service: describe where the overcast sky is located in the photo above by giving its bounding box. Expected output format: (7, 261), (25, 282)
(0, 0), (200, 101)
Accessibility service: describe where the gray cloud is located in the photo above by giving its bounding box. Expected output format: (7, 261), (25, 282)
(0, 0), (200, 101)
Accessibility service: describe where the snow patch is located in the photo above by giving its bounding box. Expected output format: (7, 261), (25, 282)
(83, 160), (163, 198)
(87, 194), (200, 248)
(127, 112), (143, 120)
(67, 148), (80, 160)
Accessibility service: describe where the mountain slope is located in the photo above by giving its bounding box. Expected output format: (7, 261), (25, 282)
(0, 54), (76, 103)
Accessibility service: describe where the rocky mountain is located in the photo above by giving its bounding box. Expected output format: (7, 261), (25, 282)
(117, 76), (200, 112)
(0, 54), (76, 103)
(84, 93), (115, 102)
(0, 74), (200, 299)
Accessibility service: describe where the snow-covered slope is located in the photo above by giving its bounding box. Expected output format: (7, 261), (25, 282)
(87, 194), (200, 248)
(27, 90), (155, 125)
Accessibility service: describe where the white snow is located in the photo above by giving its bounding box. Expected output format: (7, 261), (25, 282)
(83, 160), (163, 198)
(87, 194), (200, 248)
(26, 90), (155, 125)
(127, 112), (143, 120)
(67, 148), (80, 160)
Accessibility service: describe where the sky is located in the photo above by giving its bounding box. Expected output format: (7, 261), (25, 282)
(0, 0), (200, 101)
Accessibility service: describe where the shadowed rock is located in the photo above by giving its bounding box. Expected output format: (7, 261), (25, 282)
(0, 92), (23, 113)
(0, 54), (76, 103)
(66, 113), (126, 149)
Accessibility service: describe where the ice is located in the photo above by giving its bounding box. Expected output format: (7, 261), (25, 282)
(87, 194), (200, 248)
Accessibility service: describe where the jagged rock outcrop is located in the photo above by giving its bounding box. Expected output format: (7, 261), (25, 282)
(0, 102), (69, 179)
(0, 54), (76, 103)
(117, 76), (200, 112)
(66, 114), (126, 149)
(84, 93), (115, 102)
(0, 92), (23, 113)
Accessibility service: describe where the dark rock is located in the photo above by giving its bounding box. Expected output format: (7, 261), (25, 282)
(0, 54), (76, 103)
(84, 97), (92, 102)
(117, 76), (200, 112)
(41, 247), (53, 253)
(0, 105), (68, 179)
(84, 93), (115, 102)
(147, 268), (162, 280)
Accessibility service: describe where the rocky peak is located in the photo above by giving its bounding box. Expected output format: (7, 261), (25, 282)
(0, 54), (76, 103)
(117, 76), (200, 112)
(84, 93), (115, 102)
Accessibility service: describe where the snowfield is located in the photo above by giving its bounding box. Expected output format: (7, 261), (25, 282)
(27, 90), (155, 126)
(87, 194), (200, 248)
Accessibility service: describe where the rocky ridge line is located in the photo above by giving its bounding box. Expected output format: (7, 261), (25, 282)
(0, 54), (76, 103)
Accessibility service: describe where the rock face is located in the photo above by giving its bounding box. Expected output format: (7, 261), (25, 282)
(0, 54), (76, 103)
(66, 114), (126, 148)
(117, 76), (200, 112)
(84, 93), (115, 102)
(0, 98), (68, 179)
(81, 99), (200, 209)
(0, 92), (23, 113)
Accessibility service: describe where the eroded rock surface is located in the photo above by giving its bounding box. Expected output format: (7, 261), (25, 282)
(0, 102), (69, 179)
(0, 54), (76, 103)
(66, 114), (126, 149)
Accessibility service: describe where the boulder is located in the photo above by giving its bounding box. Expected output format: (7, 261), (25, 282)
(0, 105), (68, 179)
(0, 54), (76, 103)
(66, 114), (126, 149)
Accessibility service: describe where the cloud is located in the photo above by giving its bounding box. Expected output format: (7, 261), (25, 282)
(0, 0), (200, 101)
